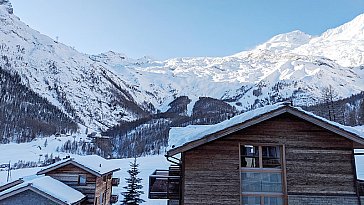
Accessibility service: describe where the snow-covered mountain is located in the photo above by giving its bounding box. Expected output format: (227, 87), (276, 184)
(0, 1), (160, 129)
(1, 0), (364, 131)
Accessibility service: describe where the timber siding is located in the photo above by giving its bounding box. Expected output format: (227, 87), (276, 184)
(0, 190), (60, 205)
(94, 174), (113, 205)
(46, 164), (97, 205)
(182, 113), (358, 205)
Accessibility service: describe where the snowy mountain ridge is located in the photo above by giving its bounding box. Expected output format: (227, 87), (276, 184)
(1, 1), (364, 131)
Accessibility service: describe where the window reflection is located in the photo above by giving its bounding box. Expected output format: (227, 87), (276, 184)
(241, 172), (282, 193)
(262, 146), (281, 168)
(241, 145), (259, 168)
(240, 145), (284, 205)
(242, 196), (261, 205)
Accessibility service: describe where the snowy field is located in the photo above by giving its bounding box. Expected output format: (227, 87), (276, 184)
(0, 154), (170, 205)
(0, 134), (170, 204)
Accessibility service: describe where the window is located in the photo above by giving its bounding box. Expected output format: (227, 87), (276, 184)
(78, 175), (86, 185)
(240, 145), (285, 205)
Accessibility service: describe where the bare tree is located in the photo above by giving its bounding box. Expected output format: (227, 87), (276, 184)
(321, 85), (338, 121)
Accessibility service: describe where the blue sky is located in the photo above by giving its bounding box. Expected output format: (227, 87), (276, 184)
(10, 0), (364, 59)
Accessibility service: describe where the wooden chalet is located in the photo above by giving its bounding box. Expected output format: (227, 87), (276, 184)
(0, 176), (86, 205)
(149, 103), (364, 205)
(37, 155), (120, 205)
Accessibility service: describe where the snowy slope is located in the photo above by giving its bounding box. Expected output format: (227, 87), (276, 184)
(0, 2), (159, 129)
(295, 14), (364, 67)
(104, 14), (364, 111)
(1, 0), (364, 131)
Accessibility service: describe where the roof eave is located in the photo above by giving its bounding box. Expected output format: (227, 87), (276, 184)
(167, 106), (364, 156)
(286, 108), (364, 147)
(167, 106), (289, 156)
(37, 160), (120, 177)
(37, 160), (102, 177)
(100, 168), (121, 176)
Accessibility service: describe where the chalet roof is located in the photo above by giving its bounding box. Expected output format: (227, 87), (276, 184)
(0, 176), (85, 205)
(37, 155), (120, 177)
(167, 103), (364, 156)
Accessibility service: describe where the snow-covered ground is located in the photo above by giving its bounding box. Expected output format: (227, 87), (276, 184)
(0, 135), (85, 165)
(0, 155), (170, 205)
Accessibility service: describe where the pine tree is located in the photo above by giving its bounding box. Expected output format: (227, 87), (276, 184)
(122, 157), (145, 205)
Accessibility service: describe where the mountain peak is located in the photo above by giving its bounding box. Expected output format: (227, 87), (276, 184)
(252, 30), (312, 53)
(0, 0), (13, 14)
(267, 30), (312, 43)
(321, 13), (364, 41)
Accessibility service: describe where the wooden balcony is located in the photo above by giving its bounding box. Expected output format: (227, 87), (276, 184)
(110, 194), (119, 204)
(111, 178), (120, 186)
(149, 166), (181, 200)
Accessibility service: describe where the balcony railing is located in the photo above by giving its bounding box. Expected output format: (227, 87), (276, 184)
(149, 167), (181, 200)
(110, 194), (119, 204)
(111, 178), (120, 186)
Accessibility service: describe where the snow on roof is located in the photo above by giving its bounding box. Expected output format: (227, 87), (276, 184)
(295, 106), (364, 139)
(168, 103), (285, 150)
(0, 176), (85, 204)
(38, 155), (120, 176)
(168, 103), (364, 152)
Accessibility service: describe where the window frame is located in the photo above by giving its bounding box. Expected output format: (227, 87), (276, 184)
(78, 174), (87, 186)
(239, 143), (287, 205)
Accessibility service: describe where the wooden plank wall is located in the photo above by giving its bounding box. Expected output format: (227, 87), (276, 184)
(46, 164), (97, 205)
(94, 174), (113, 205)
(182, 113), (356, 205)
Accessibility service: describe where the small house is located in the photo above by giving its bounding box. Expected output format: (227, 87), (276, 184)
(0, 176), (85, 205)
(149, 104), (364, 205)
(37, 155), (120, 205)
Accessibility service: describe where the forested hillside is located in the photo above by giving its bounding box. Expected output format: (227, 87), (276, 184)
(82, 96), (238, 157)
(0, 66), (78, 143)
(303, 91), (364, 126)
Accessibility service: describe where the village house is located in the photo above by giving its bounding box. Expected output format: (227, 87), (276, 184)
(149, 103), (364, 205)
(0, 155), (120, 205)
(0, 176), (85, 205)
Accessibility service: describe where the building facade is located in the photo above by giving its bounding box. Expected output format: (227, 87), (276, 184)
(150, 104), (364, 205)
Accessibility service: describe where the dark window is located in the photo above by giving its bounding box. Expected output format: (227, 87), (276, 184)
(262, 146), (281, 168)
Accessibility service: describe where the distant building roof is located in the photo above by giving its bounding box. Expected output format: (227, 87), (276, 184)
(167, 103), (364, 156)
(37, 155), (120, 177)
(0, 176), (85, 205)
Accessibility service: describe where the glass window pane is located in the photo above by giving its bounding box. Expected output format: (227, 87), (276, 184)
(264, 196), (283, 205)
(79, 175), (86, 185)
(241, 172), (261, 192)
(242, 145), (259, 157)
(243, 157), (259, 168)
(242, 196), (261, 205)
(241, 172), (282, 193)
(262, 146), (281, 168)
(241, 145), (260, 168)
(261, 173), (282, 192)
